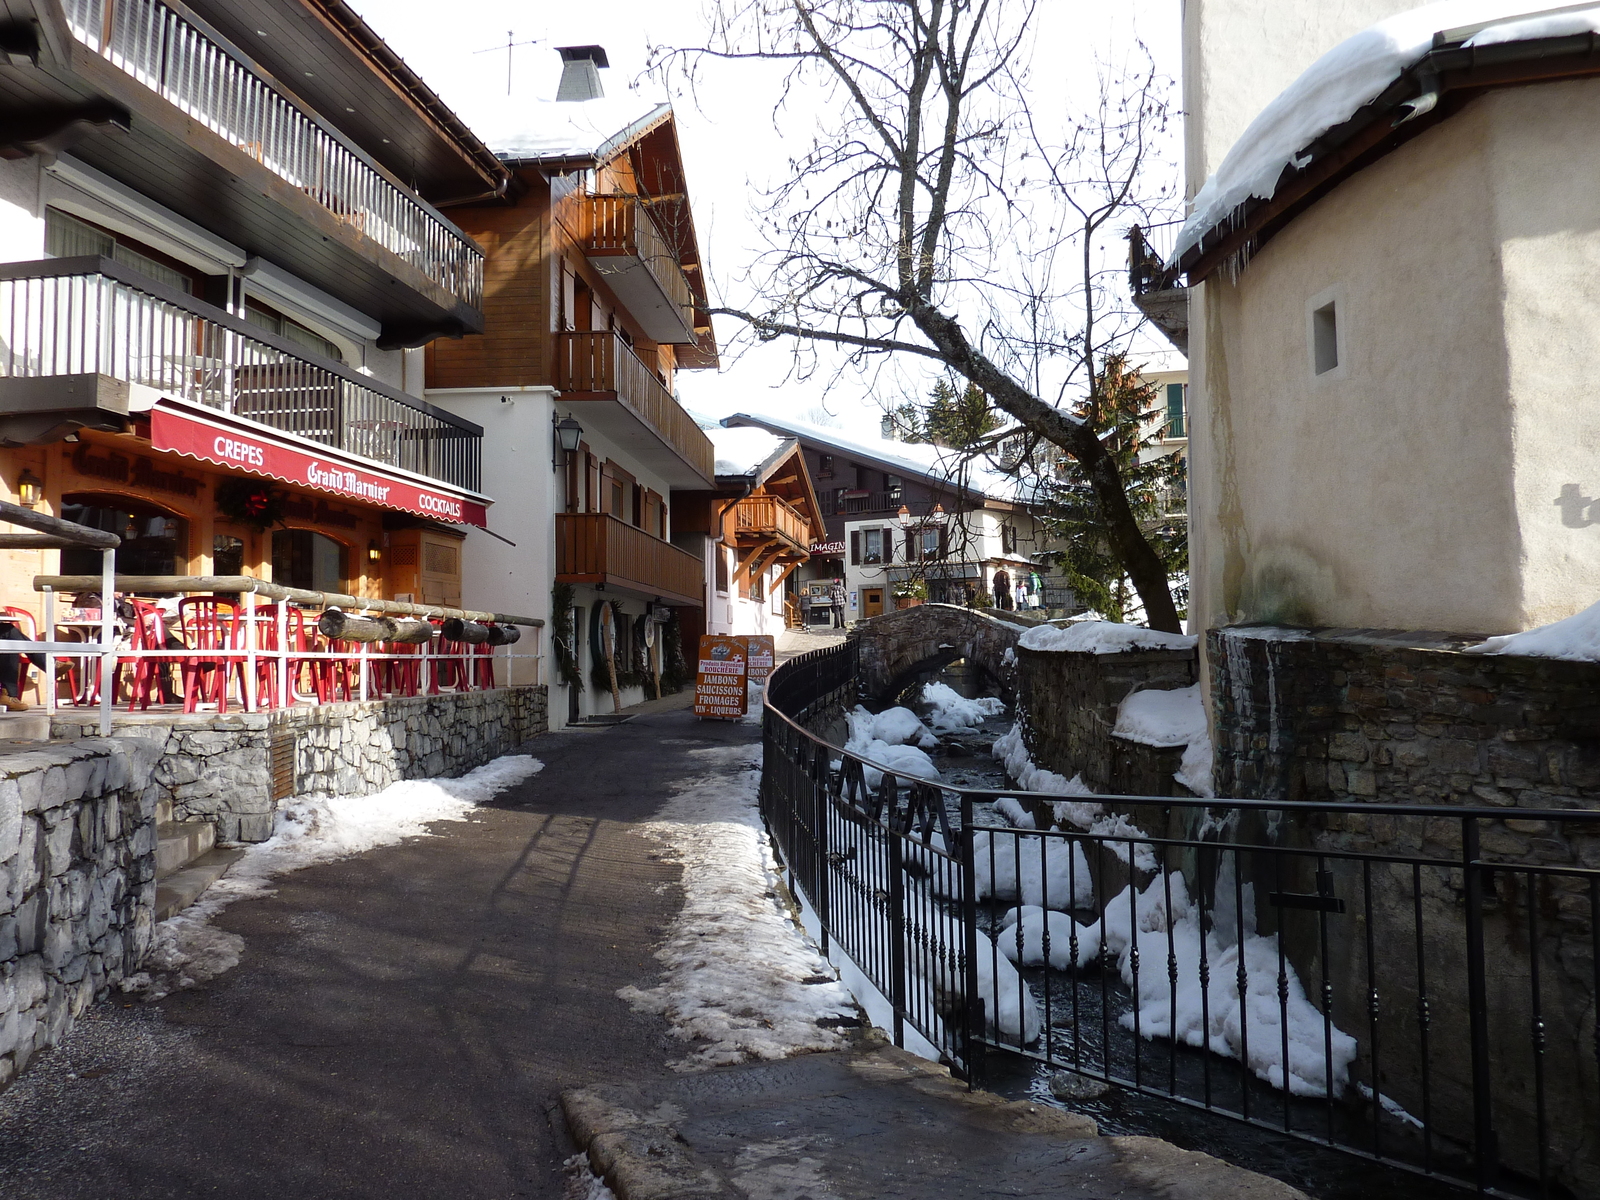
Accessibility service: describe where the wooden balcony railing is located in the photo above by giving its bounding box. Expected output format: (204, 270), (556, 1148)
(556, 513), (703, 607)
(583, 196), (695, 334)
(734, 495), (810, 549)
(555, 331), (715, 483)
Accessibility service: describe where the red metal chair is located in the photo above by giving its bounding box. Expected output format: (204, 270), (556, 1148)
(253, 604), (315, 708)
(2, 606), (44, 704)
(178, 597), (244, 713)
(80, 600), (168, 711)
(428, 620), (472, 693)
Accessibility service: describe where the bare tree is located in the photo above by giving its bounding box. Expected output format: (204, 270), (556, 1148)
(655, 0), (1182, 630)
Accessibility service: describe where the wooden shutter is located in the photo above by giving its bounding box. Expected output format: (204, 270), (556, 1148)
(904, 530), (917, 562)
(850, 530), (860, 565)
(937, 526), (948, 559)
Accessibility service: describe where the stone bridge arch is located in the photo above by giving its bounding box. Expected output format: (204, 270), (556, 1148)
(854, 603), (1028, 703)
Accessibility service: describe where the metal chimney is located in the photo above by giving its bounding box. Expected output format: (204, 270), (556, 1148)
(555, 45), (608, 101)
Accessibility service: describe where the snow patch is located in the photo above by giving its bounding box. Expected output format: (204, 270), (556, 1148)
(617, 746), (859, 1070)
(1465, 597), (1600, 662)
(997, 905), (1101, 970)
(973, 831), (1095, 909)
(1114, 683), (1216, 798)
(1018, 621), (1196, 655)
(130, 755), (546, 999)
(918, 681), (1006, 733)
(992, 722), (1101, 827)
(848, 704), (938, 749)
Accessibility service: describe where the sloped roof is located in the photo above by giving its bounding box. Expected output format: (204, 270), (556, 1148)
(709, 426), (788, 478)
(477, 97), (671, 164)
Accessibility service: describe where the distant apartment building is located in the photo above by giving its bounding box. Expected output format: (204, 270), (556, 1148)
(0, 0), (502, 620)
(425, 53), (717, 724)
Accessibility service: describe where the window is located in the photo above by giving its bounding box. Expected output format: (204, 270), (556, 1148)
(715, 546), (729, 594)
(886, 474), (903, 502)
(46, 208), (194, 294)
(920, 527), (942, 560)
(271, 529), (346, 592)
(213, 534), (245, 576)
(60, 496), (187, 576)
(862, 528), (886, 564)
(1312, 300), (1339, 375)
(609, 475), (624, 518)
(818, 454), (834, 477)
(1165, 383), (1186, 438)
(245, 300), (344, 364)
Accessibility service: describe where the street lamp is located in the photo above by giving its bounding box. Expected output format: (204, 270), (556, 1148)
(895, 504), (913, 527)
(554, 414), (584, 458)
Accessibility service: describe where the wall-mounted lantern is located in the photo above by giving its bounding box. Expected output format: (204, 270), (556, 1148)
(16, 468), (42, 509)
(554, 414), (584, 458)
(368, 539), (382, 563)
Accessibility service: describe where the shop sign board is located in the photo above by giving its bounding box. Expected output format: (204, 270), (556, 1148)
(694, 635), (748, 718)
(150, 403), (488, 527)
(744, 635), (776, 682)
(809, 539), (845, 556)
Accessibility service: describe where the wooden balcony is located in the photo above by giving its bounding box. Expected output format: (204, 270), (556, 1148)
(582, 196), (696, 344)
(556, 513), (704, 607)
(734, 495), (810, 553)
(556, 331), (715, 488)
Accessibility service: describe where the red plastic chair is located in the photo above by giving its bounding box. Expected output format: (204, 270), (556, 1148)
(253, 604), (316, 708)
(178, 597), (244, 713)
(80, 600), (167, 710)
(2, 605), (44, 704)
(428, 620), (472, 693)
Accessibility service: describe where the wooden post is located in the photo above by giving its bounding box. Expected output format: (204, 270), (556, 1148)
(600, 602), (622, 714)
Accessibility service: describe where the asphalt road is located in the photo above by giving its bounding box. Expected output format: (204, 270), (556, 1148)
(0, 698), (750, 1199)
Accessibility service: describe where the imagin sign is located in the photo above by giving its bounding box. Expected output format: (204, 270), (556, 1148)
(152, 405), (488, 528)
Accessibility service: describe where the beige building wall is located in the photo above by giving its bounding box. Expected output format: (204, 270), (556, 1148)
(1192, 79), (1600, 636)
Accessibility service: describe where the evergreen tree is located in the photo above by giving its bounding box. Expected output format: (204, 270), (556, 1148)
(1040, 353), (1187, 623)
(926, 380), (1004, 450)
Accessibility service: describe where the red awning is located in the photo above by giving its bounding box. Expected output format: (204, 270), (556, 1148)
(149, 402), (489, 528)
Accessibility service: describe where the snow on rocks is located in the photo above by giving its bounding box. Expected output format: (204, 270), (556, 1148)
(991, 796), (1036, 829)
(1098, 874), (1358, 1097)
(126, 755), (546, 1000)
(617, 745), (859, 1070)
(992, 722), (1101, 827)
(1018, 621), (1196, 655)
(847, 704), (938, 749)
(997, 905), (1101, 970)
(974, 831), (1095, 909)
(1176, 0), (1582, 261)
(841, 705), (942, 788)
(918, 681), (1006, 733)
(1114, 683), (1216, 798)
(1465, 596), (1600, 662)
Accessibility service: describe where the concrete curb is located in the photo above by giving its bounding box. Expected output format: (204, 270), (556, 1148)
(561, 1040), (1310, 1200)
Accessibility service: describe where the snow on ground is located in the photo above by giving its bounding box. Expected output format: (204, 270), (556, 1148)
(563, 1153), (620, 1200)
(617, 745), (859, 1070)
(1176, 1), (1581, 261)
(847, 704), (938, 749)
(992, 722), (1101, 827)
(973, 831), (1095, 909)
(841, 707), (941, 788)
(997, 905), (1101, 970)
(1018, 621), (1197, 655)
(125, 756), (545, 1001)
(1114, 683), (1216, 798)
(1465, 597), (1600, 661)
(918, 681), (1006, 733)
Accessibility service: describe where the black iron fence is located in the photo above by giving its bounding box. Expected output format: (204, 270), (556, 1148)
(760, 641), (1600, 1199)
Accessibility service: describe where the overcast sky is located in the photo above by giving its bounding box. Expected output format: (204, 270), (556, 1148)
(347, 0), (1184, 438)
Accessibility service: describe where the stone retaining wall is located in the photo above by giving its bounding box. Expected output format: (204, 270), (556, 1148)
(1014, 645), (1196, 794)
(1, 738), (160, 1090)
(52, 686), (548, 842)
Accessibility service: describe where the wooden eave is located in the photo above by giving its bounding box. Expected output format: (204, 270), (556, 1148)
(1181, 33), (1600, 285)
(187, 0), (509, 203)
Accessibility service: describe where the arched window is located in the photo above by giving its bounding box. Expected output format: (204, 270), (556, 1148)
(59, 494), (188, 576)
(271, 529), (346, 592)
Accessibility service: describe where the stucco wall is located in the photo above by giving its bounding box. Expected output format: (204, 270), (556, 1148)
(1191, 81), (1600, 640)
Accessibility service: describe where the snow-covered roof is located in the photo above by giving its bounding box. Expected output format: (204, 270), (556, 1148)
(1176, 2), (1600, 264)
(722, 413), (1026, 504)
(709, 426), (788, 478)
(470, 96), (671, 163)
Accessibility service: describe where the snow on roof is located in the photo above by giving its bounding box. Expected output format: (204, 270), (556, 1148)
(1175, 2), (1600, 263)
(1465, 597), (1600, 661)
(723, 413), (1025, 503)
(471, 96), (671, 163)
(709, 426), (787, 477)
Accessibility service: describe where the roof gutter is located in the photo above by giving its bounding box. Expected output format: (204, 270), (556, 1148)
(1180, 27), (1600, 285)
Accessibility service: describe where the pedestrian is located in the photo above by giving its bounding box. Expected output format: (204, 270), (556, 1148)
(798, 590), (813, 627)
(992, 569), (1010, 610)
(829, 580), (847, 628)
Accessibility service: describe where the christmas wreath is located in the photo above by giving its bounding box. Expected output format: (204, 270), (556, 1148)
(214, 477), (286, 531)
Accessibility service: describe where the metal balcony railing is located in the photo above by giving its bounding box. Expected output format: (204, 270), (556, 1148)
(583, 195), (695, 335)
(555, 513), (703, 606)
(555, 330), (715, 483)
(0, 258), (482, 491)
(734, 494), (809, 548)
(61, 0), (483, 309)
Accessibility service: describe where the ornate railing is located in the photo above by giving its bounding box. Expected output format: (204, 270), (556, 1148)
(0, 258), (482, 491)
(61, 0), (483, 308)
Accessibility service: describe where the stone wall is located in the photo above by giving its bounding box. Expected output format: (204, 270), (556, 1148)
(1210, 625), (1600, 1192)
(1, 738), (160, 1090)
(1014, 645), (1196, 794)
(855, 603), (1024, 703)
(52, 686), (548, 842)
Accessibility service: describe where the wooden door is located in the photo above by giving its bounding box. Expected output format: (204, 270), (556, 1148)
(863, 588), (884, 619)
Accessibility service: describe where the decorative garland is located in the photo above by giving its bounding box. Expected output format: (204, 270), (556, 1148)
(551, 582), (582, 690)
(214, 477), (286, 531)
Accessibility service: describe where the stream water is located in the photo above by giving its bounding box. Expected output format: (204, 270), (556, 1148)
(836, 663), (1489, 1200)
